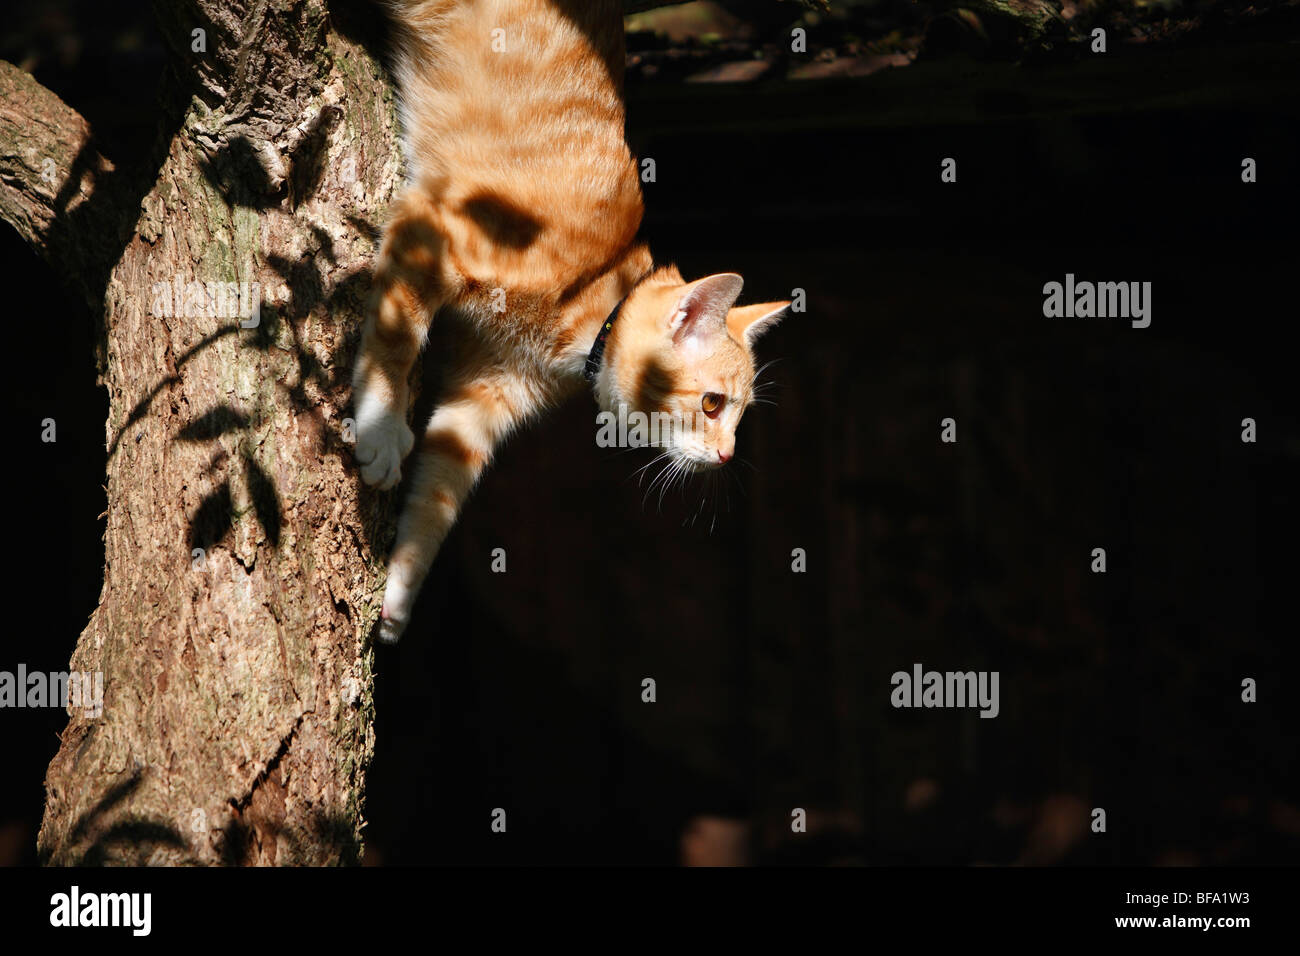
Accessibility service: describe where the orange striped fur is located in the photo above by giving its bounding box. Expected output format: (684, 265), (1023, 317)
(353, 0), (790, 641)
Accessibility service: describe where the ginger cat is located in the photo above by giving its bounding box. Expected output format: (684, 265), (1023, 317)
(353, 0), (789, 642)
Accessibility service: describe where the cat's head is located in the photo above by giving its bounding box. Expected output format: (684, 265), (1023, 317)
(601, 268), (789, 470)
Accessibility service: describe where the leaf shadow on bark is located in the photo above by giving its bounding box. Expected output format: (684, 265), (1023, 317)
(106, 326), (240, 460)
(288, 107), (345, 209)
(244, 453), (282, 548)
(43, 761), (364, 865)
(64, 765), (146, 846)
(218, 812), (363, 867)
(111, 244), (388, 572)
(172, 405), (283, 551)
(42, 765), (189, 866)
(175, 403), (252, 442)
(261, 248), (395, 560)
(76, 820), (192, 866)
(45, 68), (190, 318)
(188, 479), (234, 552)
(196, 134), (286, 211)
(118, 236), (373, 559)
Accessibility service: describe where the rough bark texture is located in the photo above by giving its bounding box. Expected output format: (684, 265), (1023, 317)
(0, 0), (403, 865)
(0, 61), (122, 308)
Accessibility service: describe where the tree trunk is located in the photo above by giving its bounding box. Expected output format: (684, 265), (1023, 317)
(2, 1), (402, 865)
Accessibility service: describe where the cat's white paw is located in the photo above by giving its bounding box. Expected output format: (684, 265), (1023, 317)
(377, 611), (407, 645)
(354, 398), (415, 490)
(377, 568), (415, 644)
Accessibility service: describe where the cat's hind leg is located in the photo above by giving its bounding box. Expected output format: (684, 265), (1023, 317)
(378, 371), (533, 643)
(352, 192), (446, 489)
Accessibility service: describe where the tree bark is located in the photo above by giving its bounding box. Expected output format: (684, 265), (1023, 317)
(1, 0), (402, 865)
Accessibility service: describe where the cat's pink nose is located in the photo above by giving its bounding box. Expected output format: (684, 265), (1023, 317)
(717, 449), (732, 464)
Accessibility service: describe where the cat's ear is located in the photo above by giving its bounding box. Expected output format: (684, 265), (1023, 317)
(668, 273), (744, 347)
(727, 300), (790, 347)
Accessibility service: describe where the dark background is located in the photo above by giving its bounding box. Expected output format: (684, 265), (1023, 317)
(2, 0), (1298, 865)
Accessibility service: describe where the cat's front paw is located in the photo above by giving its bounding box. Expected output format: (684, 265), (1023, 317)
(354, 399), (415, 490)
(377, 606), (407, 644)
(377, 566), (416, 644)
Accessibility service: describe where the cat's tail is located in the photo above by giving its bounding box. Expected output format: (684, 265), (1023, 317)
(376, 1), (461, 183)
(379, 0), (457, 59)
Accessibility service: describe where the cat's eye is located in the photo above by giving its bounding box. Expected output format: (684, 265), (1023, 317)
(701, 393), (725, 418)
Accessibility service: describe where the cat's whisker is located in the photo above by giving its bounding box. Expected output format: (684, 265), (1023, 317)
(750, 358), (783, 388)
(750, 360), (783, 411)
(629, 450), (671, 487)
(658, 458), (687, 511)
(650, 462), (673, 510)
(644, 455), (684, 510)
(668, 458), (696, 509)
(687, 471), (712, 529)
(641, 459), (670, 507)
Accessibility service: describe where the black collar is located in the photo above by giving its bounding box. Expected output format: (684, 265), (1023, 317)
(583, 272), (650, 384)
(582, 298), (624, 384)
